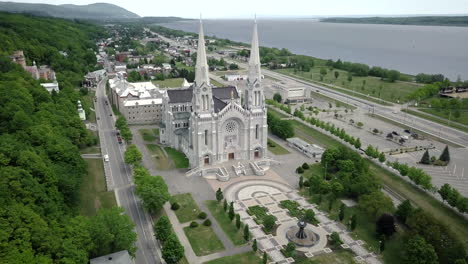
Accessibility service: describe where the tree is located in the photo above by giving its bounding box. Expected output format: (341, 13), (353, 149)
(329, 232), (342, 246)
(386, 70), (400, 82)
(223, 199), (228, 211)
(334, 71), (339, 79)
(439, 145), (450, 162)
(134, 167), (171, 214)
(378, 152), (386, 162)
(358, 192), (395, 218)
(299, 176), (304, 189)
(124, 144), (142, 166)
(296, 166), (304, 174)
(263, 251), (268, 264)
(395, 200), (414, 223)
(420, 150), (431, 164)
(354, 138), (361, 149)
(376, 213), (396, 237)
(284, 242), (296, 257)
(356, 121), (364, 128)
(347, 72), (353, 82)
(244, 224), (250, 241)
(302, 162), (310, 169)
(88, 207), (138, 257)
(402, 236), (438, 264)
(438, 183), (451, 202)
(252, 239), (257, 252)
(216, 188), (223, 203)
(154, 215), (172, 244)
(162, 233), (185, 264)
(304, 209), (316, 223)
(338, 203), (345, 221)
(228, 202), (235, 220)
(236, 213), (241, 229)
(263, 215), (276, 232)
(350, 214), (357, 230)
(380, 237), (385, 253)
(273, 93), (282, 103)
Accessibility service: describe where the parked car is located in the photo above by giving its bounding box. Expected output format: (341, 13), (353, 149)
(117, 136), (122, 144)
(404, 129), (411, 134)
(103, 154), (109, 162)
(392, 131), (400, 136)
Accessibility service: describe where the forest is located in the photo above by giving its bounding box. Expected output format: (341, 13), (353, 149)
(0, 12), (136, 263)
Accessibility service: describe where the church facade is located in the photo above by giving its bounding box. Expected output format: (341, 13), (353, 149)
(160, 20), (268, 169)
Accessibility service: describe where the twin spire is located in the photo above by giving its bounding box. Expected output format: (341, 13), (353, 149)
(194, 17), (261, 87)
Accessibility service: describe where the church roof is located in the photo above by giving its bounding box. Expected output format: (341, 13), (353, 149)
(212, 86), (239, 100)
(166, 86), (239, 104)
(213, 96), (227, 113)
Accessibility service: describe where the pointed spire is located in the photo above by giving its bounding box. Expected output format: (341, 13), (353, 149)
(248, 17), (261, 84)
(195, 18), (210, 87)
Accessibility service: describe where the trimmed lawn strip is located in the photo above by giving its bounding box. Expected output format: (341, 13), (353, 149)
(153, 78), (185, 88)
(310, 90), (357, 110)
(289, 114), (468, 245)
(79, 158), (116, 216)
(419, 108), (468, 127)
(145, 144), (172, 170)
(183, 225), (225, 256)
(295, 249), (358, 264)
(203, 251), (262, 264)
(205, 200), (246, 246)
(139, 128), (157, 141)
(267, 138), (290, 155)
(164, 147), (189, 168)
(210, 78), (224, 87)
(267, 106), (290, 119)
(81, 90), (96, 122)
(171, 193), (201, 223)
(405, 108), (468, 133)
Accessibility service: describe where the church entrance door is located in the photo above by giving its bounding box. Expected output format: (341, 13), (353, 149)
(254, 149), (260, 158)
(228, 153), (235, 160)
(204, 156), (210, 165)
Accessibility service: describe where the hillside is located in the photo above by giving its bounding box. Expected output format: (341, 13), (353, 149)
(321, 16), (468, 27)
(0, 2), (140, 20)
(0, 12), (136, 263)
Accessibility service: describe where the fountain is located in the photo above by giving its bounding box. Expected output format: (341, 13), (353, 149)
(285, 219), (319, 247)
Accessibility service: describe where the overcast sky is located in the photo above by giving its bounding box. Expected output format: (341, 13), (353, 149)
(5, 0), (468, 18)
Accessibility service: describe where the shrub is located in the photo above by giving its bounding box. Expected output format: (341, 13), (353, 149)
(171, 202), (180, 211)
(302, 163), (310, 170)
(198, 212), (207, 219)
(203, 219), (212, 226)
(296, 167), (304, 174)
(263, 215), (276, 232)
(330, 232), (342, 246)
(190, 221), (198, 228)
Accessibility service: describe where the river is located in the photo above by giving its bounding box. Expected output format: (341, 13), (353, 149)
(160, 19), (468, 80)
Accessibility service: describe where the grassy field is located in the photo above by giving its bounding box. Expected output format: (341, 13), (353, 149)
(204, 251), (262, 264)
(406, 108), (468, 133)
(176, 62), (194, 71)
(275, 67), (420, 103)
(165, 147), (189, 168)
(139, 128), (157, 142)
(280, 108), (468, 246)
(81, 90), (96, 122)
(184, 225), (225, 256)
(79, 158), (116, 216)
(171, 193), (202, 223)
(210, 78), (225, 87)
(266, 106), (290, 119)
(295, 250), (357, 264)
(153, 78), (185, 88)
(310, 90), (357, 110)
(267, 138), (290, 155)
(146, 144), (172, 170)
(205, 200), (246, 245)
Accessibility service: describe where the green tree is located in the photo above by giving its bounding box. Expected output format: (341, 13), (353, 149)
(216, 188), (223, 203)
(124, 144), (142, 166)
(134, 167), (171, 214)
(350, 214), (357, 230)
(378, 152), (386, 162)
(284, 242), (296, 257)
(376, 213), (396, 237)
(299, 176), (304, 189)
(395, 200), (414, 223)
(420, 150), (431, 164)
(330, 232), (342, 247)
(354, 138), (362, 149)
(304, 209), (316, 223)
(273, 93), (282, 103)
(358, 192), (395, 218)
(338, 203), (345, 221)
(243, 224), (250, 241)
(263, 251), (267, 264)
(252, 239), (257, 252)
(228, 202), (235, 220)
(236, 213), (241, 229)
(162, 233), (185, 264)
(223, 199), (228, 211)
(334, 71), (339, 79)
(154, 215), (172, 244)
(263, 215), (276, 232)
(402, 236), (438, 264)
(439, 145), (450, 162)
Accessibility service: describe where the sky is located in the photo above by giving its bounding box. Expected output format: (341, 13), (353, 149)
(4, 0), (468, 18)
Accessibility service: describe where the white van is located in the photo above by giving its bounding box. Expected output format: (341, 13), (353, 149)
(103, 154), (109, 162)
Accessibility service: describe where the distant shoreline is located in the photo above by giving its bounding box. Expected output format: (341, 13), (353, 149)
(320, 16), (468, 27)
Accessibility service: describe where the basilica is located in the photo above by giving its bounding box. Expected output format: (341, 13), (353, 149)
(160, 20), (268, 169)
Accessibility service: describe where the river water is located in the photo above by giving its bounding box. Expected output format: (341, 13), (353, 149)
(160, 19), (468, 80)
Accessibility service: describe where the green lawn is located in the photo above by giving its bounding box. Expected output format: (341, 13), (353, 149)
(210, 78), (224, 87)
(139, 128), (157, 141)
(303, 163), (326, 179)
(267, 138), (290, 155)
(205, 200), (246, 245)
(203, 251), (262, 264)
(164, 147), (189, 168)
(184, 225), (225, 256)
(79, 158), (116, 216)
(176, 62), (194, 71)
(406, 108), (468, 133)
(267, 106), (290, 119)
(146, 144), (172, 170)
(310, 90), (357, 110)
(275, 67), (420, 103)
(153, 78), (185, 88)
(295, 249), (357, 264)
(171, 193), (201, 223)
(81, 90), (96, 122)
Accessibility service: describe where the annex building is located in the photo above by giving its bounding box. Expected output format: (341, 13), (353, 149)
(160, 20), (268, 169)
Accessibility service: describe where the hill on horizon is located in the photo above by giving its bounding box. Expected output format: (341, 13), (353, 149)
(0, 2), (140, 20)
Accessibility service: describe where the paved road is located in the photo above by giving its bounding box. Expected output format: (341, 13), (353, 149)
(157, 33), (468, 148)
(95, 78), (163, 264)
